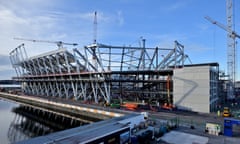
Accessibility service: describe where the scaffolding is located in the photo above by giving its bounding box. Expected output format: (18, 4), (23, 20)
(9, 40), (191, 105)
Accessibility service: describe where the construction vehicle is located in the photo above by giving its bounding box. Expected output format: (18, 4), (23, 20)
(223, 107), (231, 117)
(121, 101), (150, 111)
(110, 99), (121, 108)
(161, 103), (175, 111)
(121, 102), (139, 111)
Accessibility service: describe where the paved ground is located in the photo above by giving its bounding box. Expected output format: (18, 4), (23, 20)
(161, 131), (208, 144)
(148, 111), (240, 144)
(150, 110), (229, 128)
(176, 127), (240, 144)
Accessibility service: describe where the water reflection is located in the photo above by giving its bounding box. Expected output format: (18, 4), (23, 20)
(8, 105), (88, 143)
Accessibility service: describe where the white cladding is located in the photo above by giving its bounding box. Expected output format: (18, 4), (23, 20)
(173, 66), (211, 113)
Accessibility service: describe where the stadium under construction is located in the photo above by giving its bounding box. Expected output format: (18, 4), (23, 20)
(9, 39), (220, 113)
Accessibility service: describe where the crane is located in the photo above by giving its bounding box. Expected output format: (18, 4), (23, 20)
(205, 16), (240, 39)
(91, 11), (98, 70)
(205, 0), (240, 99)
(93, 11), (97, 44)
(14, 37), (78, 49)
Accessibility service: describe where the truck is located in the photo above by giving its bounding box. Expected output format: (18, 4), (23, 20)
(222, 107), (231, 117)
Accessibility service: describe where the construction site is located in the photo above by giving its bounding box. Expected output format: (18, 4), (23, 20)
(9, 38), (185, 106)
(3, 0), (240, 143)
(8, 0), (240, 114)
(6, 38), (226, 143)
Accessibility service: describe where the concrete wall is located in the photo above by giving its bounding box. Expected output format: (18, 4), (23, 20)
(173, 66), (210, 113)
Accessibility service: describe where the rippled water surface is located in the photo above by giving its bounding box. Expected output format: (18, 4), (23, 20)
(0, 98), (86, 144)
(0, 99), (18, 144)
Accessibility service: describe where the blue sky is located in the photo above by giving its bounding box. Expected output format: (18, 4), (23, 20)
(0, 0), (240, 80)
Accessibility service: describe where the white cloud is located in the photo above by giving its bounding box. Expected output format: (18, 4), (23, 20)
(116, 11), (124, 26)
(0, 8), (26, 26)
(0, 1), (126, 79)
(0, 1), (62, 79)
(0, 1), (63, 54)
(166, 1), (188, 11)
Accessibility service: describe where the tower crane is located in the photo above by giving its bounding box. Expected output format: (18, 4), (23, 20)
(93, 11), (97, 44)
(205, 16), (240, 39)
(205, 1), (240, 99)
(87, 11), (98, 70)
(85, 11), (98, 71)
(14, 37), (78, 49)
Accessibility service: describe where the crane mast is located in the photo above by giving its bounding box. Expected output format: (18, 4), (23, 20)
(205, 0), (239, 99)
(93, 11), (97, 44)
(226, 0), (235, 99)
(92, 11), (98, 70)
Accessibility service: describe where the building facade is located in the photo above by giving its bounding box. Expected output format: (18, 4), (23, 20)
(173, 63), (219, 113)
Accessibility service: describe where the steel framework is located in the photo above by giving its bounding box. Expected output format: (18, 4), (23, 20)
(10, 40), (191, 105)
